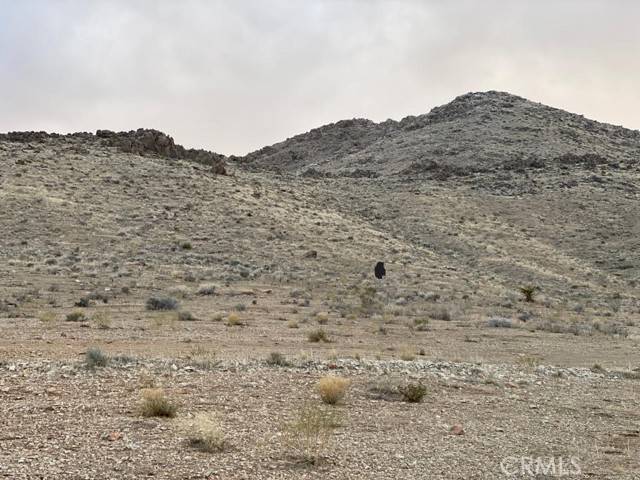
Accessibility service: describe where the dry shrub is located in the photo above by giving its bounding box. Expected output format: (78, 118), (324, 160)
(38, 311), (56, 323)
(283, 404), (340, 464)
(140, 388), (177, 417)
(318, 376), (350, 405)
(399, 347), (416, 361)
(182, 412), (226, 452)
(93, 312), (112, 329)
(307, 328), (330, 343)
(226, 312), (242, 326)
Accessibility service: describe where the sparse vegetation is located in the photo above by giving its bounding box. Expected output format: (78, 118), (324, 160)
(399, 348), (416, 361)
(226, 312), (242, 326)
(140, 388), (177, 418)
(318, 376), (350, 405)
(487, 317), (512, 328)
(283, 404), (340, 464)
(177, 310), (197, 321)
(307, 328), (330, 343)
(266, 352), (290, 367)
(182, 413), (226, 452)
(85, 347), (109, 368)
(398, 383), (427, 403)
(197, 284), (217, 296)
(92, 312), (111, 329)
(146, 296), (179, 311)
(37, 310), (56, 323)
(65, 311), (88, 322)
(519, 286), (538, 303)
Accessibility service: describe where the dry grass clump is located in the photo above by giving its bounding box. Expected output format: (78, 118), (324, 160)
(92, 312), (112, 329)
(37, 310), (56, 323)
(197, 284), (217, 296)
(266, 352), (290, 367)
(307, 328), (330, 343)
(167, 285), (191, 299)
(226, 312), (243, 326)
(283, 404), (340, 464)
(182, 412), (226, 452)
(318, 376), (350, 405)
(65, 311), (87, 322)
(399, 347), (416, 361)
(140, 388), (177, 418)
(177, 310), (197, 321)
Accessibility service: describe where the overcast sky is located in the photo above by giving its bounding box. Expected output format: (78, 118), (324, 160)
(1, 0), (639, 155)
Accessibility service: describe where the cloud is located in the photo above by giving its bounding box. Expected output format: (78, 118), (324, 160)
(1, 0), (639, 154)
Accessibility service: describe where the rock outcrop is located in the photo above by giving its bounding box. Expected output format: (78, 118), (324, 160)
(0, 128), (227, 174)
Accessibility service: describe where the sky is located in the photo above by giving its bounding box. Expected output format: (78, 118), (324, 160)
(1, 0), (639, 155)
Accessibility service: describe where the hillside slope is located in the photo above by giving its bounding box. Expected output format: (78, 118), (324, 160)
(241, 91), (640, 177)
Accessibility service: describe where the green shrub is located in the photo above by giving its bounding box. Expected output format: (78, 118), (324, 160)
(398, 383), (427, 403)
(85, 347), (109, 368)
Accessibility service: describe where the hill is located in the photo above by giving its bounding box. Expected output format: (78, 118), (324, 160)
(241, 91), (640, 178)
(1, 95), (639, 479)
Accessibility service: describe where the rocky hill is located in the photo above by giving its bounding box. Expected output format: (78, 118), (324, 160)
(241, 91), (640, 178)
(0, 128), (227, 174)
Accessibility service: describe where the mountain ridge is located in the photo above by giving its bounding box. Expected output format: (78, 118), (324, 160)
(239, 91), (640, 178)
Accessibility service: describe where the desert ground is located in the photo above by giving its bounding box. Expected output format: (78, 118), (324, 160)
(1, 93), (639, 479)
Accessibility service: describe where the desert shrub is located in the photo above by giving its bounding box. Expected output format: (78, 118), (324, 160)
(413, 318), (430, 331)
(211, 312), (224, 322)
(140, 388), (177, 417)
(399, 348), (416, 361)
(93, 312), (112, 329)
(167, 285), (191, 299)
(87, 291), (110, 303)
(358, 285), (384, 316)
(181, 241), (193, 250)
(266, 352), (290, 367)
(368, 378), (402, 401)
(519, 286), (538, 303)
(226, 312), (242, 326)
(111, 354), (138, 365)
(283, 405), (340, 464)
(75, 296), (91, 307)
(177, 310), (196, 321)
(38, 311), (56, 323)
(288, 320), (299, 329)
(398, 383), (427, 403)
(183, 413), (226, 452)
(516, 355), (542, 368)
(429, 308), (452, 321)
(85, 347), (109, 368)
(65, 311), (88, 322)
(316, 312), (329, 325)
(234, 303), (247, 312)
(146, 296), (179, 311)
(307, 328), (330, 343)
(318, 376), (350, 405)
(197, 284), (217, 296)
(593, 321), (629, 338)
(487, 317), (512, 328)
